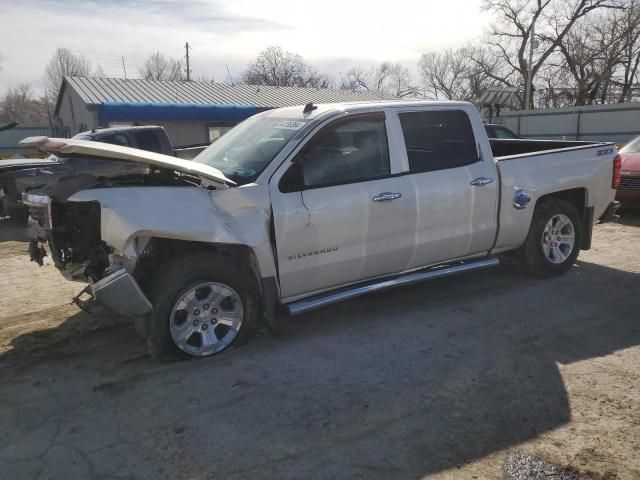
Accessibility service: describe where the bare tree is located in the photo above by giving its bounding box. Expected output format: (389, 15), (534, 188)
(612, 1), (640, 102)
(553, 13), (625, 105)
(418, 46), (498, 101)
(138, 52), (183, 81)
(243, 46), (329, 88)
(0, 84), (48, 124)
(344, 61), (417, 97)
(92, 64), (106, 78)
(482, 0), (622, 108)
(44, 48), (92, 104)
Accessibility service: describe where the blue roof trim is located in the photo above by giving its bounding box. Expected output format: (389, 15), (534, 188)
(99, 102), (258, 124)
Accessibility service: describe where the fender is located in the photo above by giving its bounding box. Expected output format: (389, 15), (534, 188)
(67, 184), (277, 279)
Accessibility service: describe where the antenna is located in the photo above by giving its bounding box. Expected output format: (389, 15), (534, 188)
(303, 102), (317, 113)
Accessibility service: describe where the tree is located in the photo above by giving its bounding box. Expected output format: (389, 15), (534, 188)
(0, 83), (48, 124)
(243, 46), (329, 88)
(482, 0), (622, 108)
(138, 52), (183, 81)
(611, 1), (640, 102)
(44, 48), (92, 104)
(418, 46), (498, 101)
(344, 61), (417, 98)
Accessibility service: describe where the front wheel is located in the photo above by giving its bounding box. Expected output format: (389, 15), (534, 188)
(519, 199), (583, 276)
(145, 252), (258, 360)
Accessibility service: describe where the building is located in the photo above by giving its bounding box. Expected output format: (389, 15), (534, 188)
(54, 77), (390, 146)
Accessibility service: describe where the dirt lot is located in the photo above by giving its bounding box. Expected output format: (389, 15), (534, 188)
(0, 213), (639, 480)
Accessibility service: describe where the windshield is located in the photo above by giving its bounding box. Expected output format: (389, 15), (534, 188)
(620, 135), (640, 154)
(193, 116), (306, 185)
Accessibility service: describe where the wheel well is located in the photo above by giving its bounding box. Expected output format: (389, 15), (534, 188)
(537, 188), (586, 214)
(535, 188), (592, 250)
(133, 238), (277, 329)
(134, 238), (257, 293)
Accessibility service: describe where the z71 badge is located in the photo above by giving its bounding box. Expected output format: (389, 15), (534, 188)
(597, 148), (615, 156)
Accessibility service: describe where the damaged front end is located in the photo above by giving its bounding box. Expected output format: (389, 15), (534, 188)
(23, 177), (153, 317)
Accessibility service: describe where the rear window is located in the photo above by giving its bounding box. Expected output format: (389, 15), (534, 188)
(493, 126), (518, 139)
(98, 133), (130, 147)
(134, 130), (163, 153)
(398, 110), (478, 173)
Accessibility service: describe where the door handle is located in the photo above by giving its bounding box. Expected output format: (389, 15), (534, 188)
(373, 192), (402, 202)
(470, 177), (494, 187)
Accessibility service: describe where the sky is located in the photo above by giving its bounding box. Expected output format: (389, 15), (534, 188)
(0, 0), (491, 95)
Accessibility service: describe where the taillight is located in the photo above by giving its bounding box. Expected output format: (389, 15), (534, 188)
(613, 154), (622, 189)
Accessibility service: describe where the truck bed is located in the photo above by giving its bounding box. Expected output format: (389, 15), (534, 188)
(490, 139), (609, 159)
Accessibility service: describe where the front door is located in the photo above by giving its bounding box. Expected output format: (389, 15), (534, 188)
(270, 112), (415, 301)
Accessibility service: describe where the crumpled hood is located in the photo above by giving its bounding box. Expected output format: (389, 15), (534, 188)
(19, 136), (235, 188)
(620, 152), (640, 173)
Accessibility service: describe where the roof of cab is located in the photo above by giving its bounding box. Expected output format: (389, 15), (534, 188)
(261, 100), (475, 121)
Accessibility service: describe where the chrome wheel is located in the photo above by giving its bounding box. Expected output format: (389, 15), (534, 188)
(541, 214), (575, 264)
(169, 282), (243, 357)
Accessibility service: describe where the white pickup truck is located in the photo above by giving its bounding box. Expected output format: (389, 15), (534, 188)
(21, 101), (621, 360)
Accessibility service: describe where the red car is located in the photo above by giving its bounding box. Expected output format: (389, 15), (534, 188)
(616, 136), (640, 206)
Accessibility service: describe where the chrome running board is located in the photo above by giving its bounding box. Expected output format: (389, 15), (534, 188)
(286, 257), (500, 316)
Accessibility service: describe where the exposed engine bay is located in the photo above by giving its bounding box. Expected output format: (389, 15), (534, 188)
(25, 167), (212, 282)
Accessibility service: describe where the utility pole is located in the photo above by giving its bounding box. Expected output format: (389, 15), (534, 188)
(525, 20), (535, 110)
(121, 56), (127, 80)
(185, 42), (191, 81)
(226, 64), (233, 85)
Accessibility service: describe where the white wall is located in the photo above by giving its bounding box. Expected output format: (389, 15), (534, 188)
(496, 103), (640, 143)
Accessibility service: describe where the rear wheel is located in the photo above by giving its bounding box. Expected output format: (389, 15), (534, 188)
(520, 199), (583, 276)
(145, 252), (258, 360)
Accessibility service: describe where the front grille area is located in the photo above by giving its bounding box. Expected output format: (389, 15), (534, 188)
(618, 175), (640, 192)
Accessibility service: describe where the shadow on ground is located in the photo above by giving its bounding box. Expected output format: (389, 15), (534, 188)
(617, 206), (640, 226)
(1, 258), (638, 479)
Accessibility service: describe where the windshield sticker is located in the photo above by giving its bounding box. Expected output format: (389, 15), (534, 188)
(274, 120), (306, 130)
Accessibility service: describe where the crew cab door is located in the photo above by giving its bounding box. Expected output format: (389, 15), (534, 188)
(270, 112), (416, 301)
(393, 108), (498, 268)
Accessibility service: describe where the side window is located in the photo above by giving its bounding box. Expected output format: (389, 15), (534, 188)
(134, 130), (163, 153)
(299, 113), (390, 188)
(398, 110), (478, 173)
(98, 133), (130, 147)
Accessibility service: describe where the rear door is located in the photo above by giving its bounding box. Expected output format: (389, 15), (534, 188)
(394, 108), (498, 269)
(270, 111), (416, 301)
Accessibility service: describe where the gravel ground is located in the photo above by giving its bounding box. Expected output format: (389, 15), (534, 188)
(0, 212), (639, 480)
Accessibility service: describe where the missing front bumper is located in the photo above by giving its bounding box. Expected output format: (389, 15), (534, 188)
(91, 268), (152, 317)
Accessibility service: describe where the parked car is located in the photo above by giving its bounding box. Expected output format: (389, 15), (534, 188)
(615, 135), (640, 206)
(0, 126), (200, 218)
(484, 123), (519, 139)
(22, 101), (620, 360)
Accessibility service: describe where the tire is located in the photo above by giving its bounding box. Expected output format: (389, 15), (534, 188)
(145, 252), (258, 360)
(519, 198), (583, 277)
